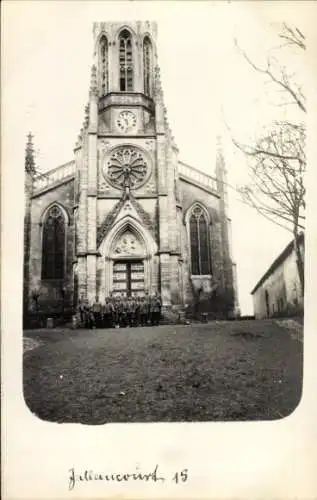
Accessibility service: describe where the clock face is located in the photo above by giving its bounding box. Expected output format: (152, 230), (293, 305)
(116, 110), (137, 133)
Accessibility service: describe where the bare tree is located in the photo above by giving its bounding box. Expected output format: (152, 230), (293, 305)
(232, 23), (306, 296)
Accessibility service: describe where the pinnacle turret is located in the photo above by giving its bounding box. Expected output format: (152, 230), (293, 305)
(154, 65), (163, 100)
(89, 65), (98, 95)
(216, 135), (226, 174)
(25, 132), (36, 175)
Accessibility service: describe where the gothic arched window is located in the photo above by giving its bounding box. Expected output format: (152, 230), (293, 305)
(41, 205), (66, 280)
(99, 35), (109, 96)
(143, 36), (152, 96)
(189, 205), (211, 275)
(119, 29), (133, 91)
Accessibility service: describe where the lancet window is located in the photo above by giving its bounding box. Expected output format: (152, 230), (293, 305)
(189, 205), (211, 275)
(119, 29), (133, 91)
(41, 205), (66, 280)
(99, 35), (109, 96)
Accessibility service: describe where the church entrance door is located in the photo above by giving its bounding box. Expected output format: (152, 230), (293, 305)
(112, 260), (145, 297)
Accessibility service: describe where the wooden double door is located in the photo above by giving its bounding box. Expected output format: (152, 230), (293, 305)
(112, 260), (145, 297)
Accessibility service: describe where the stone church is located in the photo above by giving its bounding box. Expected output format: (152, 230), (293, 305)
(23, 21), (239, 322)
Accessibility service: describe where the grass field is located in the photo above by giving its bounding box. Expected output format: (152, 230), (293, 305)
(23, 320), (303, 424)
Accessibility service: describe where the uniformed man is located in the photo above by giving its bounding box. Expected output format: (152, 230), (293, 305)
(113, 295), (120, 328)
(103, 297), (114, 328)
(157, 293), (162, 321)
(92, 296), (102, 328)
(118, 293), (126, 328)
(150, 292), (162, 326)
(77, 295), (85, 327)
(84, 300), (94, 329)
(82, 298), (90, 328)
(140, 296), (148, 326)
(134, 296), (141, 327)
(144, 291), (151, 325)
(108, 295), (115, 328)
(125, 295), (131, 327)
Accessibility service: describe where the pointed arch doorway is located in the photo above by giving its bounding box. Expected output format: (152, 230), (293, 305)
(111, 229), (146, 297)
(98, 218), (158, 299)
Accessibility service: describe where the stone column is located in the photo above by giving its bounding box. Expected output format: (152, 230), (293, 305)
(134, 33), (142, 93)
(86, 73), (98, 303)
(216, 138), (234, 313)
(156, 136), (171, 306)
(211, 220), (225, 293)
(75, 141), (88, 299)
(108, 37), (116, 92)
(166, 145), (181, 304)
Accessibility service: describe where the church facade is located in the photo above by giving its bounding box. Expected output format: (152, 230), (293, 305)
(23, 21), (239, 322)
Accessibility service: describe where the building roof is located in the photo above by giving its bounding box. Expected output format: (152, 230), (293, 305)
(250, 232), (304, 295)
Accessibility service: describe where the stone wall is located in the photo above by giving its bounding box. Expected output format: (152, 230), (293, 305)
(252, 244), (304, 319)
(23, 171), (33, 317)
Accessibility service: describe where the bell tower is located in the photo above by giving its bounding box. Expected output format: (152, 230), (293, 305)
(74, 21), (181, 306)
(93, 21), (157, 94)
(92, 21), (158, 136)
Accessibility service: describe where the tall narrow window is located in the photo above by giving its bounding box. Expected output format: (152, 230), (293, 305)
(119, 29), (133, 91)
(189, 205), (211, 275)
(41, 205), (66, 279)
(99, 35), (108, 96)
(143, 36), (152, 96)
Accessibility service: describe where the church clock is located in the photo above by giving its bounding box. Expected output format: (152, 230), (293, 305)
(116, 110), (137, 133)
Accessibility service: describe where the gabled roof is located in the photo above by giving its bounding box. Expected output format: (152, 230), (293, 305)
(250, 232), (304, 295)
(97, 194), (156, 247)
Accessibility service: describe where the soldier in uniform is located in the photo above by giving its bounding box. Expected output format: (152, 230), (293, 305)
(140, 296), (148, 326)
(113, 295), (120, 328)
(144, 291), (151, 325)
(134, 295), (141, 327)
(103, 297), (114, 328)
(124, 294), (131, 327)
(121, 295), (129, 328)
(157, 293), (162, 322)
(150, 292), (162, 326)
(108, 295), (115, 328)
(83, 298), (90, 328)
(92, 296), (102, 328)
(125, 295), (130, 327)
(77, 295), (85, 327)
(116, 293), (125, 328)
(132, 294), (139, 327)
(84, 300), (95, 329)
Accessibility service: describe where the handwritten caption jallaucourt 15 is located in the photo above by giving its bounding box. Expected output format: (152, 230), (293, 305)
(68, 465), (188, 491)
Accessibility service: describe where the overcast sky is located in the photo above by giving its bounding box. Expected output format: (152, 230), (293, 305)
(3, 1), (310, 314)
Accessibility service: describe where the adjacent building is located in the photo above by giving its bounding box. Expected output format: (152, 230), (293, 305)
(23, 21), (239, 322)
(251, 233), (304, 319)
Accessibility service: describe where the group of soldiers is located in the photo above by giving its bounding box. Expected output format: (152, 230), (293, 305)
(76, 292), (162, 329)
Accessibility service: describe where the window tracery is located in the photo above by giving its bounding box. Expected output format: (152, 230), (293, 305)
(99, 35), (109, 96)
(189, 205), (211, 275)
(119, 29), (133, 91)
(105, 146), (148, 190)
(41, 205), (66, 280)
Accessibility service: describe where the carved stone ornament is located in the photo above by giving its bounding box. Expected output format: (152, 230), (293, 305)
(113, 230), (143, 255)
(104, 146), (149, 190)
(99, 139), (111, 149)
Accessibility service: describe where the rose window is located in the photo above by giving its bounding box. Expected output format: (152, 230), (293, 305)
(106, 146), (148, 189)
